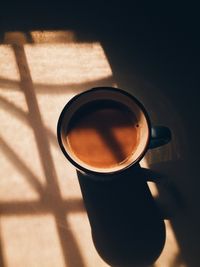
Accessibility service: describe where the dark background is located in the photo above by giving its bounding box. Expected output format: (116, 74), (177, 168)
(1, 2), (199, 136)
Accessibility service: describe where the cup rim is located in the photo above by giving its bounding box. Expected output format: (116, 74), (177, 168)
(57, 87), (151, 175)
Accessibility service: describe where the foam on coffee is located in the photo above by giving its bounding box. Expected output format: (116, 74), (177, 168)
(66, 100), (140, 169)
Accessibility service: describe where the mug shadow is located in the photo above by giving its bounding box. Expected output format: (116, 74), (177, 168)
(77, 164), (166, 267)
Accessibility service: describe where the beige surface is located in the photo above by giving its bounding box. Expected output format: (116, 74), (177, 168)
(0, 31), (184, 267)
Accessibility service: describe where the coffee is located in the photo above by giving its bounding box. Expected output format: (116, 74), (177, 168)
(66, 100), (140, 169)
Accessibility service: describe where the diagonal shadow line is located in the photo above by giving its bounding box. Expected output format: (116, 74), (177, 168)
(12, 43), (86, 267)
(0, 199), (85, 215)
(68, 102), (139, 164)
(0, 136), (45, 195)
(0, 95), (58, 148)
(0, 75), (114, 93)
(96, 127), (127, 163)
(0, 80), (137, 170)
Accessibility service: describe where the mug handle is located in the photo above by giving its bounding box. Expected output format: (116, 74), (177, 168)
(149, 126), (172, 149)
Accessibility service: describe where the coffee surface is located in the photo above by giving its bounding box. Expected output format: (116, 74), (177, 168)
(66, 100), (139, 169)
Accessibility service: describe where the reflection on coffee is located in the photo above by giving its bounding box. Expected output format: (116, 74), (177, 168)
(66, 100), (139, 169)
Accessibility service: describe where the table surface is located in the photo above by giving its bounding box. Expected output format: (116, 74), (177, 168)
(0, 29), (199, 267)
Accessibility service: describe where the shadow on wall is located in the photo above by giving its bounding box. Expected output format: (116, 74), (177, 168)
(0, 26), (120, 266)
(0, 3), (200, 266)
(0, 33), (86, 267)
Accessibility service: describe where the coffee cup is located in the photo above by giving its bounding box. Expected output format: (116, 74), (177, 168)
(57, 87), (171, 266)
(57, 87), (171, 176)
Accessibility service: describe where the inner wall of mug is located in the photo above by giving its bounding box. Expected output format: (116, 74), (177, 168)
(60, 88), (150, 173)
